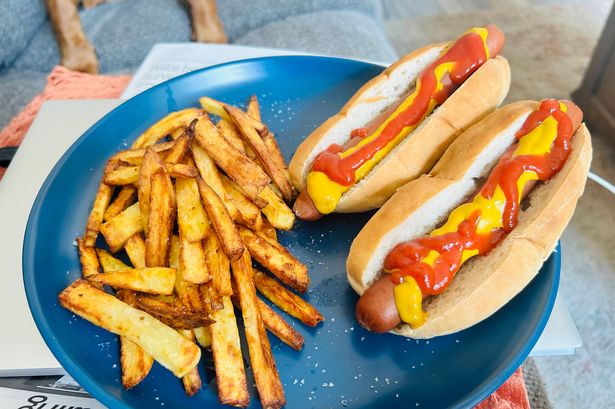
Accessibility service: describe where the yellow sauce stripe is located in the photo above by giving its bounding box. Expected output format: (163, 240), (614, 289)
(394, 276), (426, 329)
(513, 116), (560, 156)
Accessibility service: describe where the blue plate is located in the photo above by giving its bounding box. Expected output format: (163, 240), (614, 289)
(23, 56), (559, 409)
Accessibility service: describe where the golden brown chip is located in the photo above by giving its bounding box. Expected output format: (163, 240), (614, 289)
(116, 289), (154, 389)
(226, 105), (294, 202)
(179, 235), (210, 284)
(178, 329), (202, 396)
(231, 251), (285, 408)
(203, 231), (232, 299)
(124, 233), (146, 268)
(84, 182), (113, 246)
(100, 202), (144, 253)
(257, 298), (304, 351)
(104, 186), (137, 221)
(87, 267), (176, 295)
(59, 280), (201, 378)
(196, 177), (244, 261)
(258, 185), (295, 230)
(133, 294), (213, 329)
(175, 177), (210, 243)
(103, 162), (139, 186)
(110, 141), (176, 165)
(220, 174), (263, 230)
(254, 270), (323, 327)
(209, 296), (249, 407)
(77, 238), (100, 278)
(145, 167), (175, 267)
(132, 108), (201, 148)
(239, 228), (309, 293)
(193, 115), (270, 201)
(163, 134), (190, 164)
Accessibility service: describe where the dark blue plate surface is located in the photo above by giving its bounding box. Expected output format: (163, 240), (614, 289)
(23, 56), (559, 409)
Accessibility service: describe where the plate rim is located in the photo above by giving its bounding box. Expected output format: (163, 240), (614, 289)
(22, 55), (560, 409)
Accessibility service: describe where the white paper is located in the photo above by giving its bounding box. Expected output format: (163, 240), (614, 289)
(121, 43), (307, 98)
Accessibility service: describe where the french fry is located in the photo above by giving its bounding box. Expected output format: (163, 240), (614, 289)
(104, 163), (196, 185)
(220, 174), (263, 230)
(116, 289), (154, 389)
(77, 238), (100, 278)
(171, 236), (207, 312)
(217, 118), (246, 155)
(132, 108), (201, 148)
(246, 95), (261, 121)
(226, 105), (294, 202)
(178, 330), (202, 396)
(96, 248), (129, 272)
(124, 233), (146, 268)
(193, 326), (212, 348)
(180, 236), (209, 284)
(138, 148), (165, 231)
(257, 298), (304, 351)
(110, 141), (176, 165)
(170, 127), (186, 140)
(258, 217), (277, 242)
(203, 231), (232, 300)
(145, 168), (175, 267)
(59, 280), (201, 378)
(119, 329), (154, 389)
(163, 134), (190, 164)
(259, 185), (295, 230)
(133, 295), (213, 329)
(87, 267), (176, 295)
(175, 177), (210, 242)
(198, 96), (231, 121)
(196, 177), (244, 260)
(166, 163), (198, 179)
(239, 228), (309, 293)
(204, 286), (223, 311)
(209, 296), (249, 407)
(231, 293), (304, 351)
(191, 142), (239, 219)
(200, 96), (267, 134)
(193, 116), (270, 201)
(172, 236), (212, 357)
(97, 253), (153, 389)
(104, 186), (137, 221)
(100, 202), (143, 253)
(262, 131), (292, 190)
(84, 182), (113, 246)
(254, 270), (323, 327)
(231, 251), (285, 408)
(103, 162), (139, 186)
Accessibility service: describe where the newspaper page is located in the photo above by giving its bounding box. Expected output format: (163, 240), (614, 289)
(0, 375), (105, 409)
(121, 43), (306, 99)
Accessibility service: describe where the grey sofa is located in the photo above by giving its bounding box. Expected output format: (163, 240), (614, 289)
(0, 0), (396, 129)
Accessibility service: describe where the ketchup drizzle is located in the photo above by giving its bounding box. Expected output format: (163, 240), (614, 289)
(311, 31), (490, 186)
(384, 100), (574, 296)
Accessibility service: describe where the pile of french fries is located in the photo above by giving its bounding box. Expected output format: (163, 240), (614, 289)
(58, 96), (324, 408)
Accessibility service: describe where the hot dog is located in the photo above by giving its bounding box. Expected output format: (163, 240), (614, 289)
(347, 100), (591, 338)
(290, 25), (511, 220)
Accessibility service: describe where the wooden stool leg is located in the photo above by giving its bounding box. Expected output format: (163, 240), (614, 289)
(45, 0), (100, 74)
(188, 0), (228, 43)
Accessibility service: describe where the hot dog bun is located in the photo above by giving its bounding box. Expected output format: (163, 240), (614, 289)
(289, 45), (511, 213)
(347, 101), (592, 338)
